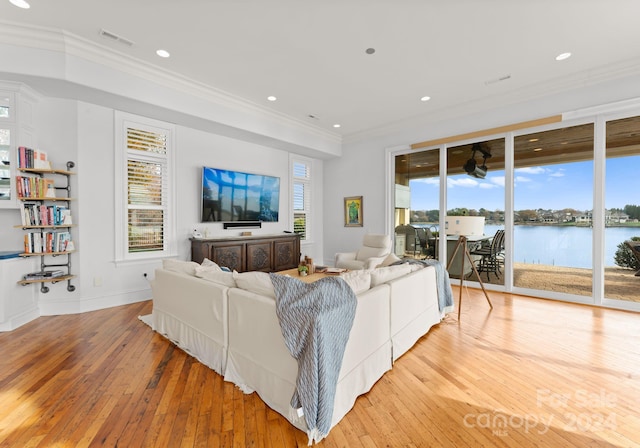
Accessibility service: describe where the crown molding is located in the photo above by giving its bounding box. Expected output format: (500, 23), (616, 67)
(0, 21), (341, 146)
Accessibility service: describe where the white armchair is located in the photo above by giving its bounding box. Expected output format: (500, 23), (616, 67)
(335, 234), (392, 270)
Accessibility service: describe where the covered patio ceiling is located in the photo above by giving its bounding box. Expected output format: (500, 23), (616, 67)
(397, 115), (640, 179)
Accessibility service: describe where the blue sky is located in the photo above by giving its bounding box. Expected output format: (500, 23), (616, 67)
(409, 156), (638, 212)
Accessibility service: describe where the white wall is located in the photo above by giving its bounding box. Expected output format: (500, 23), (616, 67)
(0, 95), (325, 315)
(175, 126), (293, 258)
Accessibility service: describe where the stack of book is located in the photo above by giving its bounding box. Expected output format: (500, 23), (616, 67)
(23, 270), (65, 280)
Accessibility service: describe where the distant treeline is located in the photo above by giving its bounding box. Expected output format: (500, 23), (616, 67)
(411, 204), (640, 223)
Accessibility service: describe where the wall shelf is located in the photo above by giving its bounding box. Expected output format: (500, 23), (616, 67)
(15, 157), (76, 293)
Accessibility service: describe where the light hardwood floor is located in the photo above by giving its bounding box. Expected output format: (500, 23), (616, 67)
(1, 287), (639, 447)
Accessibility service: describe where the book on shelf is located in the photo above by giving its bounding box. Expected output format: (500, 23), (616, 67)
(61, 208), (72, 225)
(22, 230), (72, 253)
(17, 146), (51, 170)
(16, 176), (65, 199)
(19, 203), (72, 226)
(44, 179), (56, 198)
(34, 150), (51, 170)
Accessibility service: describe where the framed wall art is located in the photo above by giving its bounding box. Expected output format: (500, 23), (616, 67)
(344, 196), (363, 227)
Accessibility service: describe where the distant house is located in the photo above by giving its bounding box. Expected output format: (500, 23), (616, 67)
(606, 210), (629, 224)
(575, 214), (592, 224)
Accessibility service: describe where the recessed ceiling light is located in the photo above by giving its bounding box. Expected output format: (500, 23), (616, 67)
(529, 138), (539, 142)
(267, 96), (277, 101)
(420, 96), (431, 102)
(555, 52), (572, 61)
(533, 148), (543, 152)
(156, 49), (170, 58)
(9, 0), (30, 8)
(333, 124), (341, 128)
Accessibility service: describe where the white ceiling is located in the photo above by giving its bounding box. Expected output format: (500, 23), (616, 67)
(2, 0), (640, 138)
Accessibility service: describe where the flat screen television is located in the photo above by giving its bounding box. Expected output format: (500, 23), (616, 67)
(201, 167), (280, 222)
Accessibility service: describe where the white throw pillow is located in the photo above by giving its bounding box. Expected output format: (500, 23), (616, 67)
(370, 264), (412, 287)
(233, 271), (276, 298)
(162, 259), (200, 276)
(339, 270), (372, 294)
(379, 252), (401, 267)
(200, 258), (222, 271)
(195, 266), (236, 287)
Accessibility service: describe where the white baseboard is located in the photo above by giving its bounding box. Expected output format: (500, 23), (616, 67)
(0, 307), (40, 332)
(38, 287), (152, 316)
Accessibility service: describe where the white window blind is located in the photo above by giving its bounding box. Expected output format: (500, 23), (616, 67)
(292, 159), (311, 241)
(115, 112), (174, 261)
(127, 127), (167, 253)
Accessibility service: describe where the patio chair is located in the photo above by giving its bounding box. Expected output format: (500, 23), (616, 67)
(624, 240), (640, 276)
(394, 224), (420, 257)
(470, 229), (505, 281)
(415, 227), (436, 259)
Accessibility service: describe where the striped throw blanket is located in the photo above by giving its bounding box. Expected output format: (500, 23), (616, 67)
(269, 273), (357, 445)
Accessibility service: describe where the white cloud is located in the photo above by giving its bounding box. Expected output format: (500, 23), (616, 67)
(412, 177), (439, 185)
(447, 177), (479, 188)
(490, 176), (505, 187)
(549, 169), (565, 178)
(515, 167), (546, 175)
(515, 176), (532, 183)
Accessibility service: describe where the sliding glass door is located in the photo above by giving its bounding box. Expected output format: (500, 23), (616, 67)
(446, 139), (505, 285)
(394, 149), (440, 259)
(604, 115), (640, 303)
(513, 124), (594, 297)
(392, 109), (640, 310)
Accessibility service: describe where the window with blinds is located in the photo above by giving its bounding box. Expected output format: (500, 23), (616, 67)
(127, 128), (168, 253)
(292, 159), (311, 241)
(116, 112), (174, 260)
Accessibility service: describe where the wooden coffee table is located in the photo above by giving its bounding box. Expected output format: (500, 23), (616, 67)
(276, 268), (344, 283)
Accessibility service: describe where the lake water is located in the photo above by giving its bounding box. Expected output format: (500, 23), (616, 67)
(421, 224), (640, 269)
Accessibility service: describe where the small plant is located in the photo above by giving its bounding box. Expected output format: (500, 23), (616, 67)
(613, 236), (640, 271)
(298, 264), (308, 275)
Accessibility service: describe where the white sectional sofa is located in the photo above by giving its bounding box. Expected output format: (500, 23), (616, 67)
(150, 259), (452, 441)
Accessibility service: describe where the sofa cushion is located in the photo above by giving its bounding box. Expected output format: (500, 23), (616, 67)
(233, 271), (276, 298)
(370, 264), (413, 287)
(356, 246), (388, 261)
(339, 270), (372, 294)
(195, 266), (237, 287)
(162, 259), (200, 276)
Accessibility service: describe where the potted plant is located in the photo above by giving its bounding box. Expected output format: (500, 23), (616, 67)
(298, 264), (309, 276)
